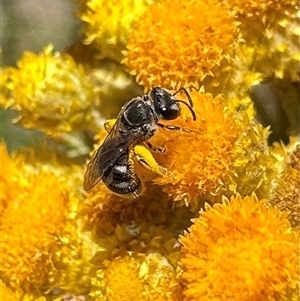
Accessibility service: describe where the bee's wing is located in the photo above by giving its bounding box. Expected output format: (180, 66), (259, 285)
(83, 97), (144, 191)
(83, 135), (131, 191)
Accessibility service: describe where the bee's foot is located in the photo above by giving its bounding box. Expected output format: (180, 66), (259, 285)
(159, 166), (172, 177)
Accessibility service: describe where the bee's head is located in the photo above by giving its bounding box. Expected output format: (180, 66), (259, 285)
(149, 87), (196, 121)
(150, 87), (181, 120)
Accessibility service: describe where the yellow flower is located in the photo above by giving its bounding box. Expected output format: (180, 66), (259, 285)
(123, 0), (240, 91)
(76, 0), (154, 61)
(0, 144), (82, 291)
(270, 144), (300, 227)
(179, 194), (299, 301)
(90, 252), (182, 301)
(149, 92), (237, 206)
(0, 45), (98, 136)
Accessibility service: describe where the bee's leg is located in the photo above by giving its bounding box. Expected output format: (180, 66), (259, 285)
(104, 119), (117, 133)
(133, 145), (170, 176)
(145, 141), (166, 154)
(157, 123), (197, 133)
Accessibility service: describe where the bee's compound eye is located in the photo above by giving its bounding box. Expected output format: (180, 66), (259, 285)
(160, 104), (180, 120)
(151, 87), (180, 120)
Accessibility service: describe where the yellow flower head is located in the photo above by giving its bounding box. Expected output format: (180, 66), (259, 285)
(149, 92), (237, 206)
(90, 252), (182, 301)
(123, 0), (240, 91)
(0, 144), (80, 290)
(179, 194), (299, 301)
(271, 144), (300, 227)
(76, 0), (154, 60)
(1, 45), (98, 136)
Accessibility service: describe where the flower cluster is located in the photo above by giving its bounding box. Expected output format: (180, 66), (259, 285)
(180, 194), (299, 301)
(1, 0), (299, 299)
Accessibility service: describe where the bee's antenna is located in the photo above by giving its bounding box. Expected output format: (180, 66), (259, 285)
(173, 87), (194, 107)
(176, 99), (197, 121)
(173, 87), (196, 120)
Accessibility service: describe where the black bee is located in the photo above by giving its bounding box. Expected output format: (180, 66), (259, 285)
(102, 149), (141, 196)
(83, 87), (196, 197)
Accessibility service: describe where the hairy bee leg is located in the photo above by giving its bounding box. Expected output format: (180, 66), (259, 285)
(145, 141), (166, 154)
(104, 119), (117, 133)
(134, 145), (170, 176)
(157, 123), (198, 133)
(131, 191), (141, 200)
